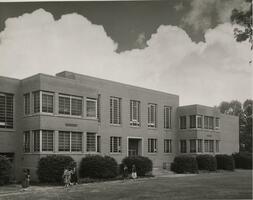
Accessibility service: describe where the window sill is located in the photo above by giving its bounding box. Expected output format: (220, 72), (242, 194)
(110, 152), (122, 155)
(130, 125), (141, 128)
(0, 128), (15, 132)
(110, 124), (122, 127)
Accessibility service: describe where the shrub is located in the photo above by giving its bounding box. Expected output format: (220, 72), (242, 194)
(170, 155), (198, 174)
(79, 155), (118, 179)
(232, 152), (252, 169)
(196, 155), (217, 171)
(0, 156), (12, 185)
(121, 156), (153, 176)
(215, 154), (235, 171)
(37, 155), (76, 183)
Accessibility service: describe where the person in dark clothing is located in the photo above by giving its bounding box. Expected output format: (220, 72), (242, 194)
(123, 165), (128, 178)
(70, 167), (78, 185)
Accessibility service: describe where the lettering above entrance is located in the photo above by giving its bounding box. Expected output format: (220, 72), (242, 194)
(65, 123), (78, 127)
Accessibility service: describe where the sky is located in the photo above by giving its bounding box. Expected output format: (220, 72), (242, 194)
(0, 0), (252, 106)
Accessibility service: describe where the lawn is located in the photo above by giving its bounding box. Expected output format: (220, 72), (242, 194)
(0, 170), (252, 200)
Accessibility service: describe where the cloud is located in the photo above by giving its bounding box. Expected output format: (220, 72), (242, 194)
(0, 9), (251, 106)
(182, 0), (250, 32)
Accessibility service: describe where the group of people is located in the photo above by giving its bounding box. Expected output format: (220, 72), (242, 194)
(62, 167), (78, 188)
(123, 164), (137, 179)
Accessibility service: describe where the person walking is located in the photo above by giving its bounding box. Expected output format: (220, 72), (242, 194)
(131, 164), (137, 179)
(63, 168), (71, 188)
(71, 167), (78, 185)
(123, 165), (128, 179)
(21, 169), (30, 191)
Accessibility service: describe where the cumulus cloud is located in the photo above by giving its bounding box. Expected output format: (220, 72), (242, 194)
(182, 0), (250, 32)
(0, 9), (251, 106)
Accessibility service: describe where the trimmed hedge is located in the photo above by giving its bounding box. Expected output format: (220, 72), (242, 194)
(171, 155), (198, 174)
(79, 155), (118, 179)
(215, 154), (235, 171)
(121, 156), (153, 176)
(37, 155), (76, 183)
(196, 155), (217, 171)
(0, 156), (12, 185)
(233, 152), (252, 169)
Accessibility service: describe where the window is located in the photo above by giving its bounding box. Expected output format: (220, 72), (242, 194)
(33, 91), (40, 113)
(59, 96), (70, 115)
(59, 95), (82, 116)
(0, 93), (13, 128)
(58, 131), (82, 152)
(23, 131), (30, 153)
(97, 135), (101, 153)
(97, 94), (101, 122)
(190, 140), (196, 153)
(71, 132), (82, 152)
(197, 115), (203, 128)
(58, 131), (70, 152)
(24, 93), (30, 115)
(148, 104), (157, 128)
(42, 93), (53, 113)
(87, 132), (96, 152)
(215, 118), (220, 129)
(190, 115), (196, 128)
(130, 100), (140, 126)
(33, 130), (40, 152)
(164, 106), (172, 129)
(216, 140), (219, 152)
(42, 130), (54, 151)
(197, 139), (203, 153)
(180, 116), (186, 129)
(110, 97), (121, 125)
(208, 117), (214, 129)
(110, 137), (122, 153)
(204, 140), (214, 152)
(33, 91), (54, 114)
(86, 98), (97, 118)
(164, 139), (172, 153)
(148, 138), (157, 153)
(204, 116), (208, 129)
(209, 140), (214, 152)
(180, 140), (187, 153)
(204, 116), (214, 129)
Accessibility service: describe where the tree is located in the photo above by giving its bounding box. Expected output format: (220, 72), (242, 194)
(218, 99), (252, 152)
(231, 0), (253, 50)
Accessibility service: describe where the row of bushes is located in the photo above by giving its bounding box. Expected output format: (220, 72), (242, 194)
(37, 155), (153, 183)
(0, 156), (12, 186)
(171, 154), (235, 173)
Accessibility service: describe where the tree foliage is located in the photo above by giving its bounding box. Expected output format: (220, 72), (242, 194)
(231, 0), (252, 50)
(218, 99), (252, 152)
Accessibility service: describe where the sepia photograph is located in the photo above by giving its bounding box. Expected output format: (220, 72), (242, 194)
(0, 0), (252, 199)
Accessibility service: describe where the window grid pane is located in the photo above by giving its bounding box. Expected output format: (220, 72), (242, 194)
(130, 100), (140, 126)
(110, 137), (121, 153)
(71, 98), (82, 116)
(86, 98), (97, 117)
(59, 96), (70, 115)
(110, 97), (121, 125)
(148, 138), (157, 153)
(24, 93), (30, 115)
(0, 93), (14, 128)
(190, 115), (196, 128)
(148, 104), (157, 128)
(164, 139), (172, 153)
(23, 131), (30, 153)
(71, 132), (82, 152)
(42, 93), (53, 113)
(33, 91), (40, 113)
(180, 140), (187, 153)
(33, 130), (40, 152)
(87, 133), (96, 152)
(42, 130), (54, 151)
(190, 139), (196, 153)
(164, 106), (172, 129)
(59, 131), (70, 151)
(180, 116), (186, 129)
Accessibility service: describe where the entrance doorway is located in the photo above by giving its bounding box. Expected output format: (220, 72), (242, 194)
(128, 138), (142, 157)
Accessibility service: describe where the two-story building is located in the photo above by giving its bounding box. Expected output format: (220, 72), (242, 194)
(0, 71), (239, 180)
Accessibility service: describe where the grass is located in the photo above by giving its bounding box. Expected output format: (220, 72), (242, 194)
(0, 170), (252, 200)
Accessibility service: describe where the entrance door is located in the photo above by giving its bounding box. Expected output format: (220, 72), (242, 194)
(128, 138), (142, 157)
